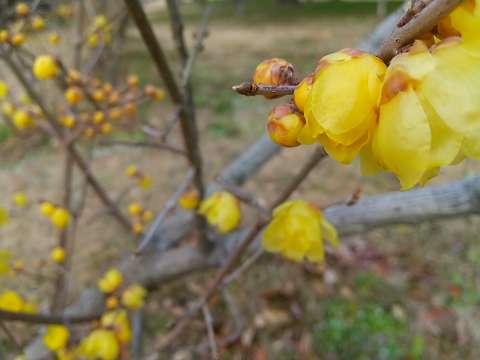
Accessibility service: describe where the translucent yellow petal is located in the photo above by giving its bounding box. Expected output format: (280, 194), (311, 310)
(359, 139), (383, 176)
(373, 89), (431, 190)
(321, 218), (338, 247)
(317, 132), (369, 164)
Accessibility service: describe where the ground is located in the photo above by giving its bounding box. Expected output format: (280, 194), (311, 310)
(1, 1), (480, 359)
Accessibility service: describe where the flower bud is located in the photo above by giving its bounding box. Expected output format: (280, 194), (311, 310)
(51, 208), (70, 229)
(50, 247), (66, 264)
(48, 32), (60, 45)
(267, 103), (304, 147)
(15, 3), (29, 17)
(252, 58), (296, 98)
(10, 33), (25, 46)
(33, 55), (59, 80)
(64, 87), (83, 105)
(98, 268), (123, 293)
(31, 16), (45, 31)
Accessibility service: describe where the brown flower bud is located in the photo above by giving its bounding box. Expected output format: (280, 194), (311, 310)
(267, 103), (304, 147)
(252, 58), (296, 98)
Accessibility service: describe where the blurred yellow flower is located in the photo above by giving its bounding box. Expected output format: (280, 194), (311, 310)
(40, 201), (55, 217)
(0, 207), (10, 226)
(128, 202), (142, 216)
(125, 165), (138, 177)
(138, 176), (152, 189)
(33, 55), (59, 80)
(0, 290), (24, 312)
(121, 284), (147, 309)
(79, 329), (119, 360)
(98, 268), (123, 294)
(43, 325), (70, 351)
(106, 296), (119, 309)
(179, 190), (199, 210)
(64, 87), (83, 105)
(49, 32), (60, 45)
(31, 16), (45, 31)
(298, 49), (386, 164)
(262, 200), (338, 263)
(101, 309), (132, 343)
(198, 191), (241, 234)
(51, 247), (66, 264)
(51, 208), (70, 229)
(13, 110), (35, 130)
(13, 192), (27, 208)
(0, 250), (11, 276)
(0, 81), (8, 97)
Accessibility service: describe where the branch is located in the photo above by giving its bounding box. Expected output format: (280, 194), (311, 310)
(0, 309), (101, 325)
(232, 82), (297, 97)
(97, 139), (187, 157)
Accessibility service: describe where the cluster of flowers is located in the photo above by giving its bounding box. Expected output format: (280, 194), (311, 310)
(127, 201), (154, 235)
(262, 0), (480, 190)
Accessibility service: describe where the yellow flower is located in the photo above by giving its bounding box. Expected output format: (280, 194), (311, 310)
(87, 34), (98, 48)
(106, 296), (119, 309)
(121, 284), (147, 309)
(198, 192), (241, 234)
(127, 74), (139, 87)
(0, 290), (24, 312)
(33, 55), (59, 80)
(79, 329), (119, 360)
(10, 33), (26, 46)
(142, 210), (154, 222)
(0, 81), (8, 97)
(64, 87), (83, 105)
(51, 247), (66, 264)
(368, 39), (470, 189)
(98, 268), (123, 294)
(59, 115), (76, 129)
(51, 208), (70, 229)
(125, 165), (138, 177)
(132, 222), (144, 235)
(101, 309), (132, 343)
(267, 103), (305, 147)
(298, 49), (386, 164)
(101, 123), (113, 135)
(0, 30), (8, 43)
(15, 2), (29, 17)
(49, 32), (60, 45)
(138, 176), (152, 189)
(13, 192), (27, 208)
(128, 202), (142, 216)
(31, 16), (45, 31)
(95, 15), (108, 29)
(262, 200), (338, 263)
(0, 250), (11, 276)
(40, 201), (55, 217)
(179, 190), (199, 210)
(2, 102), (14, 116)
(13, 110), (35, 130)
(0, 207), (10, 226)
(43, 325), (69, 351)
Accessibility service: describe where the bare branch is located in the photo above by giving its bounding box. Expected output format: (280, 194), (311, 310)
(232, 82), (297, 97)
(0, 309), (101, 325)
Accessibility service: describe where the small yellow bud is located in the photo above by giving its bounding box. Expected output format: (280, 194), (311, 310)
(0, 30), (9, 43)
(179, 190), (199, 210)
(108, 91), (120, 106)
(101, 309), (131, 344)
(125, 165), (138, 177)
(252, 58), (296, 99)
(40, 201), (55, 217)
(123, 102), (137, 116)
(31, 16), (45, 31)
(59, 115), (76, 129)
(13, 110), (35, 130)
(83, 127), (96, 138)
(33, 55), (59, 80)
(10, 33), (26, 46)
(121, 284), (147, 309)
(100, 122), (113, 135)
(132, 222), (144, 235)
(0, 81), (8, 98)
(48, 32), (60, 45)
(64, 87), (83, 105)
(108, 107), (123, 120)
(98, 268), (123, 293)
(93, 111), (105, 124)
(15, 3), (29, 17)
(95, 15), (108, 29)
(13, 192), (27, 208)
(50, 247), (66, 264)
(106, 296), (119, 309)
(142, 210), (153, 222)
(138, 176), (152, 189)
(0, 208), (9, 226)
(51, 208), (70, 229)
(267, 103), (305, 147)
(87, 33), (98, 48)
(0, 290), (24, 312)
(13, 260), (24, 272)
(128, 202), (142, 216)
(91, 89), (105, 102)
(127, 74), (139, 87)
(66, 69), (81, 85)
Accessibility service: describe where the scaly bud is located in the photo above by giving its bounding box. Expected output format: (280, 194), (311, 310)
(252, 58), (296, 98)
(267, 103), (304, 147)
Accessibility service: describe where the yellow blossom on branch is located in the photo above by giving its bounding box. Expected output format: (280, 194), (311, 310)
(101, 309), (132, 343)
(79, 329), (119, 360)
(98, 268), (123, 294)
(262, 200), (338, 263)
(33, 55), (59, 80)
(198, 191), (241, 234)
(43, 325), (70, 352)
(179, 190), (199, 210)
(121, 284), (147, 309)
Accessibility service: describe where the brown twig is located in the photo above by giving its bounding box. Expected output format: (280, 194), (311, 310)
(202, 304), (219, 360)
(0, 320), (21, 350)
(232, 82), (297, 97)
(0, 309), (101, 325)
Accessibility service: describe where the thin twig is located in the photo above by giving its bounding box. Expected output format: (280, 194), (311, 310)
(97, 139), (187, 157)
(232, 82), (297, 97)
(202, 304), (219, 360)
(0, 309), (101, 325)
(0, 320), (21, 350)
(135, 169), (195, 255)
(223, 247), (264, 285)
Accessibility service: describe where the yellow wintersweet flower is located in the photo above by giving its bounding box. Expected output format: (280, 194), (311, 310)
(106, 296), (119, 309)
(13, 110), (35, 130)
(138, 175), (152, 189)
(13, 192), (27, 208)
(15, 2), (29, 17)
(0, 81), (8, 97)
(125, 165), (138, 177)
(0, 290), (24, 312)
(101, 309), (132, 343)
(33, 55), (59, 80)
(79, 329), (119, 360)
(49, 32), (60, 45)
(51, 247), (66, 264)
(0, 207), (10, 226)
(98, 268), (123, 294)
(51, 208), (70, 229)
(10, 33), (26, 47)
(128, 202), (142, 216)
(31, 16), (45, 31)
(262, 200), (338, 263)
(121, 284), (147, 309)
(179, 190), (199, 210)
(198, 191), (241, 234)
(0, 250), (11, 276)
(64, 87), (83, 105)
(43, 325), (69, 351)
(40, 201), (55, 217)
(368, 39), (471, 189)
(95, 15), (108, 29)
(297, 49), (386, 164)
